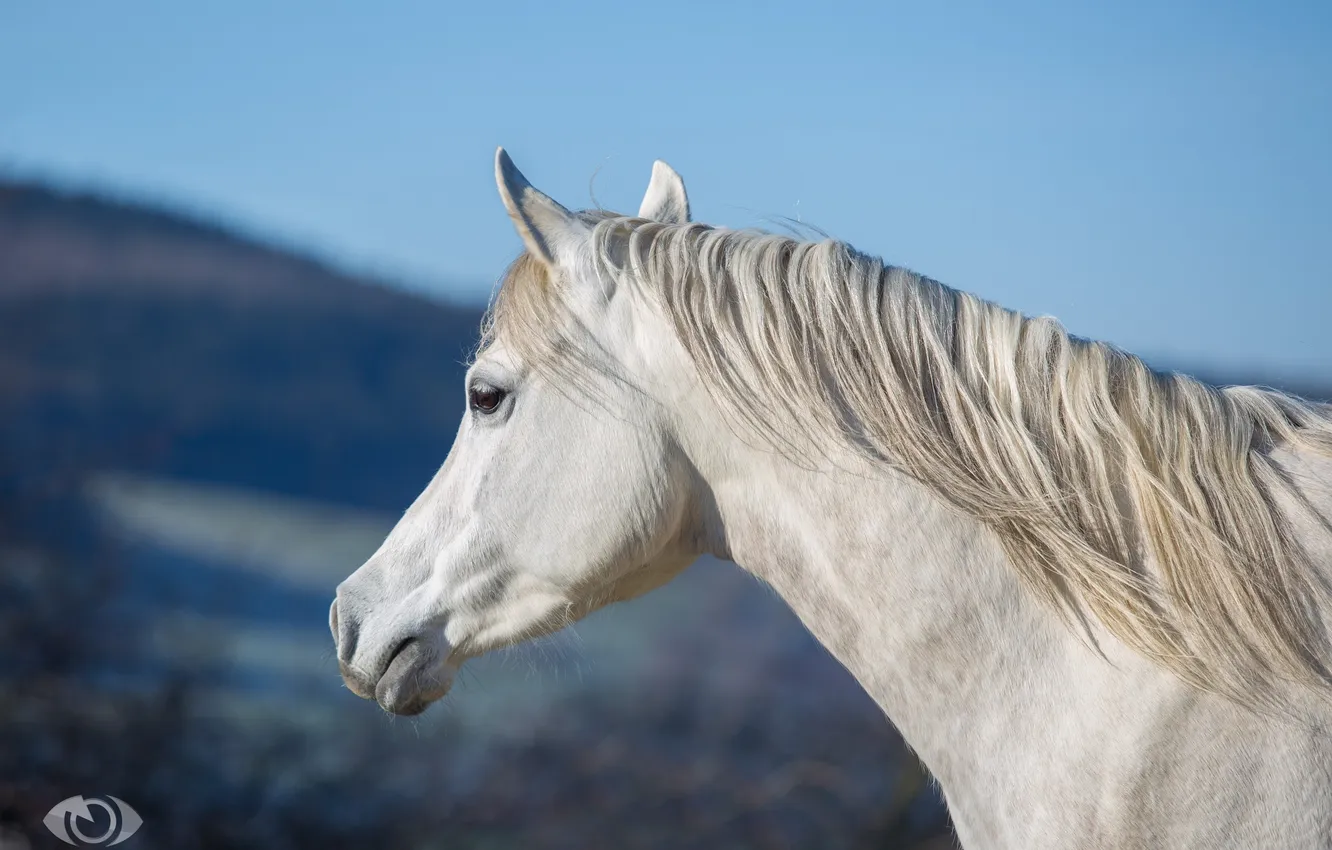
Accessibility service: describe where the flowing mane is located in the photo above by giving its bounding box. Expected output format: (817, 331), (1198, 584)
(487, 216), (1332, 706)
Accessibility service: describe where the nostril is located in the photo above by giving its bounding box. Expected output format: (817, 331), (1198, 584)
(332, 595), (359, 664)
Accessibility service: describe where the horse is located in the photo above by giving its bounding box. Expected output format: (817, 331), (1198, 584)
(331, 149), (1332, 849)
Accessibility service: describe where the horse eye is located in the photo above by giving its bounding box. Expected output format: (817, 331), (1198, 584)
(468, 384), (506, 414)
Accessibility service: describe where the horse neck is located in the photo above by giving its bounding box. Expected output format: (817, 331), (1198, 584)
(674, 371), (1332, 845)
(688, 427), (1194, 828)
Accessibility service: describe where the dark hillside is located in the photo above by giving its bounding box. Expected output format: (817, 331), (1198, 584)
(0, 180), (485, 510)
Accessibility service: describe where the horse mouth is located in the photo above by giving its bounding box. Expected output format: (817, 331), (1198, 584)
(363, 637), (457, 717)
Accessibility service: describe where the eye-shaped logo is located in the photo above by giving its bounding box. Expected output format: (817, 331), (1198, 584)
(43, 796), (142, 846)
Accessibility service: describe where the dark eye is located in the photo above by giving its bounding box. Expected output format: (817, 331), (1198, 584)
(468, 383), (506, 414)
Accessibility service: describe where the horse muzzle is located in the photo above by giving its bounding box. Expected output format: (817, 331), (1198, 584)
(330, 593), (456, 716)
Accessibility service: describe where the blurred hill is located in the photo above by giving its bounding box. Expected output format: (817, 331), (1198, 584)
(0, 178), (484, 510)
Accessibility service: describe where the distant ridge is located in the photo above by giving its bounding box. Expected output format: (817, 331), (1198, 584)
(0, 177), (454, 307)
(0, 177), (485, 511)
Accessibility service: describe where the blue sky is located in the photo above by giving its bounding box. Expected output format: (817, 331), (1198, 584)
(3, 0), (1329, 376)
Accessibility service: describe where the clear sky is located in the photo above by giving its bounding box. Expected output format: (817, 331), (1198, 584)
(2, 0), (1329, 376)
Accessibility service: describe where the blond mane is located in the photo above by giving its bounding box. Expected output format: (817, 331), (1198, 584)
(488, 217), (1332, 706)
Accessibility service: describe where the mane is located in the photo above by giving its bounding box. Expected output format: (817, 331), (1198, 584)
(488, 217), (1332, 707)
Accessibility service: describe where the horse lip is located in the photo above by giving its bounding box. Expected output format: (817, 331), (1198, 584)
(373, 636), (455, 716)
(336, 638), (414, 702)
(384, 637), (414, 675)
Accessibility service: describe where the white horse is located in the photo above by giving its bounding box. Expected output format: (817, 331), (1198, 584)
(332, 149), (1332, 849)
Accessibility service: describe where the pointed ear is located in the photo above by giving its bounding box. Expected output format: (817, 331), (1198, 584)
(495, 147), (588, 267)
(638, 160), (690, 223)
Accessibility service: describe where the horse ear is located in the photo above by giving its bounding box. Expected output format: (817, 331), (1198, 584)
(638, 160), (690, 224)
(495, 147), (586, 267)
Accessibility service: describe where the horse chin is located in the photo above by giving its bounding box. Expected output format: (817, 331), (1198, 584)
(372, 640), (458, 717)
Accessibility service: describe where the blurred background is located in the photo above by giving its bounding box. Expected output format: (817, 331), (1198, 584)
(1, 2), (1328, 848)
